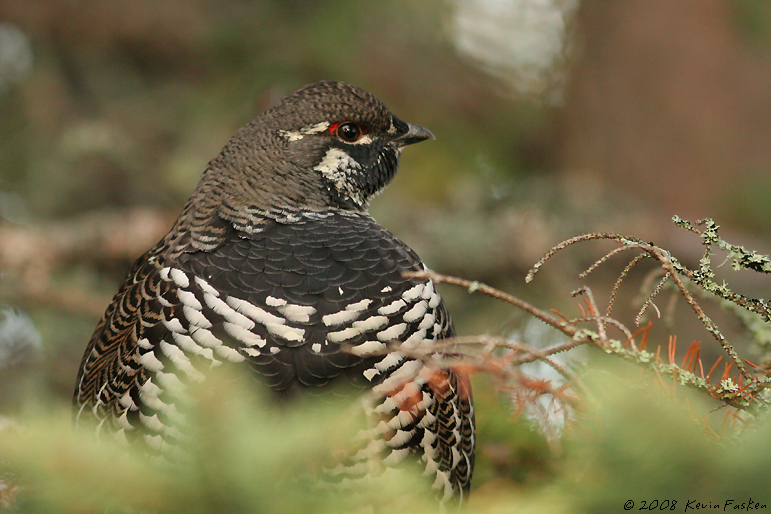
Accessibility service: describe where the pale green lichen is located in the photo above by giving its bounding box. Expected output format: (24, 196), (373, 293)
(636, 350), (653, 363)
(573, 328), (715, 397)
(672, 216), (771, 324)
(719, 299), (771, 365)
(720, 378), (739, 393)
(689, 217), (771, 275)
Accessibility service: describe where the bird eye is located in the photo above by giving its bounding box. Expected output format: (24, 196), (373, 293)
(332, 122), (367, 142)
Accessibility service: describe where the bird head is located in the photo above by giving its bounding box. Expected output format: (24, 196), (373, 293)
(205, 81), (433, 215)
(272, 81), (433, 210)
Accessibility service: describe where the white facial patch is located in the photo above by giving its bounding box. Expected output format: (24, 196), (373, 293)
(314, 147), (365, 206)
(347, 134), (373, 146)
(279, 121), (330, 141)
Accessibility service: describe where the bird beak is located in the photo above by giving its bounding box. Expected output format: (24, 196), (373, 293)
(393, 123), (435, 146)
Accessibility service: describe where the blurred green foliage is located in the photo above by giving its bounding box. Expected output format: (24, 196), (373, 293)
(732, 0), (771, 44)
(2, 368), (437, 513)
(2, 360), (770, 513)
(568, 359), (771, 513)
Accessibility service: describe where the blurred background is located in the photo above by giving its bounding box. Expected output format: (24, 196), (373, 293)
(2, 0), (771, 505)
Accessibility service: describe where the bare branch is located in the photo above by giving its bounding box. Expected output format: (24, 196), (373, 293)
(607, 252), (650, 319)
(403, 270), (576, 336)
(580, 245), (643, 279)
(526, 232), (647, 283)
(634, 271), (669, 326)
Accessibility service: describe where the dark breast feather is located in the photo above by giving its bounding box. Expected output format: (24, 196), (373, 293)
(172, 211), (453, 393)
